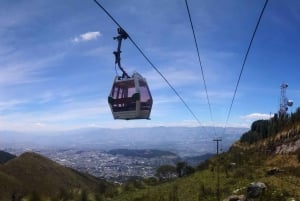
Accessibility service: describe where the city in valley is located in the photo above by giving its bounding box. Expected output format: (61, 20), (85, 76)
(0, 127), (245, 182)
(4, 148), (185, 182)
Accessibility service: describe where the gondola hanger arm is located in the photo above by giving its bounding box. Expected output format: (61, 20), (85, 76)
(113, 28), (130, 78)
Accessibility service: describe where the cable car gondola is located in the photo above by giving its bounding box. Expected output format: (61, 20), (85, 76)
(108, 28), (153, 120)
(108, 72), (152, 120)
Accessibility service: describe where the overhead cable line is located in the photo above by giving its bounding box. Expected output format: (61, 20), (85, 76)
(223, 0), (269, 134)
(93, 0), (202, 125)
(184, 0), (217, 136)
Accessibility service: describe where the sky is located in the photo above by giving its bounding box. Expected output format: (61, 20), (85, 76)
(0, 0), (300, 132)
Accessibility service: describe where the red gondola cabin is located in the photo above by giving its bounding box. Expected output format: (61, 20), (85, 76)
(108, 72), (152, 120)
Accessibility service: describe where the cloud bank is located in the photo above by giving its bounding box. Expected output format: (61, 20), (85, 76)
(242, 113), (272, 120)
(72, 31), (102, 43)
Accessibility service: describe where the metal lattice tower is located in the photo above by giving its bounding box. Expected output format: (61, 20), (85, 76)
(278, 82), (293, 116)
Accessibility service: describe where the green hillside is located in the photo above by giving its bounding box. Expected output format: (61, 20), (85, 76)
(0, 150), (16, 164)
(109, 151), (300, 201)
(0, 152), (116, 201)
(108, 112), (300, 201)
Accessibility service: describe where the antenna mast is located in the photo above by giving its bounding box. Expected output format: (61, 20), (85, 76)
(278, 82), (293, 116)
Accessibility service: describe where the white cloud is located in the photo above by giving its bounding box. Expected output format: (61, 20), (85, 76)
(72, 31), (102, 43)
(241, 113), (272, 120)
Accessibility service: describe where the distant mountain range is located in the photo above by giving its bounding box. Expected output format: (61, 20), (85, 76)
(0, 126), (247, 156)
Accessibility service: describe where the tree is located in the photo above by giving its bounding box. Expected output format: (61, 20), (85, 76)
(58, 189), (73, 201)
(94, 193), (103, 201)
(176, 162), (186, 177)
(156, 165), (176, 181)
(80, 190), (88, 201)
(28, 192), (41, 201)
(176, 162), (195, 177)
(184, 165), (195, 175)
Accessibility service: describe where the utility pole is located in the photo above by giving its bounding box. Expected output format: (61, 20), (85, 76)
(213, 138), (222, 201)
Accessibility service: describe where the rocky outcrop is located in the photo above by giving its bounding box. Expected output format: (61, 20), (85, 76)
(224, 182), (266, 201)
(246, 182), (266, 198)
(234, 125), (300, 154)
(275, 138), (300, 154)
(223, 195), (245, 201)
(266, 167), (284, 176)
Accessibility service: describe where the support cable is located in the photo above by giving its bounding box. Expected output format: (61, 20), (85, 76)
(184, 0), (216, 136)
(223, 0), (269, 134)
(94, 0), (202, 125)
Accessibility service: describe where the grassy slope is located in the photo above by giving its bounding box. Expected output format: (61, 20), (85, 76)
(111, 146), (300, 201)
(0, 152), (102, 200)
(0, 150), (16, 164)
(0, 170), (22, 200)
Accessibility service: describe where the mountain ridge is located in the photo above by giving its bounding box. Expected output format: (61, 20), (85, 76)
(0, 151), (112, 200)
(0, 150), (16, 164)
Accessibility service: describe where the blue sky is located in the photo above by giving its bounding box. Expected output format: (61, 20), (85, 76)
(0, 0), (300, 132)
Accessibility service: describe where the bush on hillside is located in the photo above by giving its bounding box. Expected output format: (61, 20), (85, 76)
(240, 108), (300, 144)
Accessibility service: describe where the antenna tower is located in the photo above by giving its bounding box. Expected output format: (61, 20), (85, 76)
(278, 82), (293, 116)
